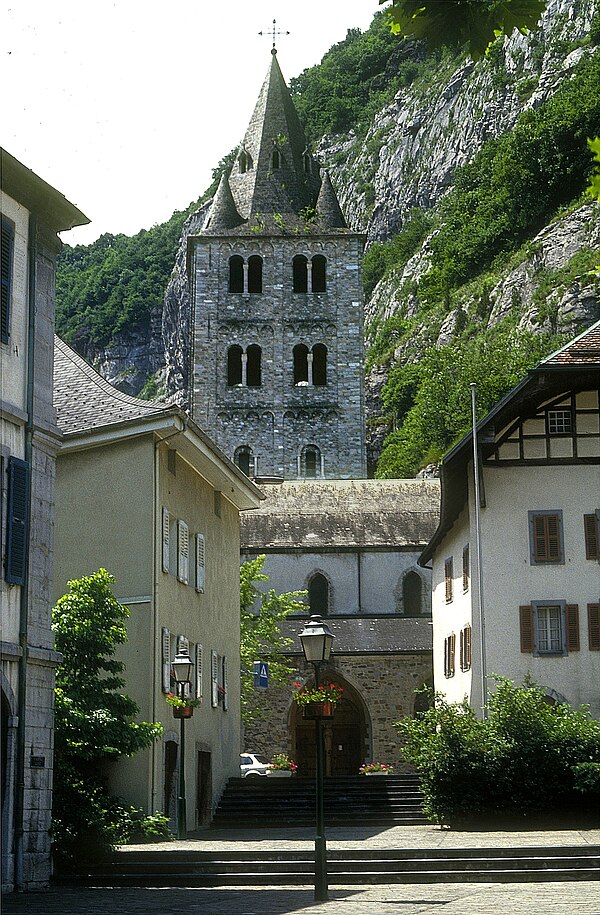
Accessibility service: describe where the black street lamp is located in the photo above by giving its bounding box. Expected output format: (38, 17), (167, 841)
(299, 613), (335, 902)
(172, 650), (194, 840)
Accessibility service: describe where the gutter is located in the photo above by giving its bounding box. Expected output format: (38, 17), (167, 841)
(14, 213), (36, 891)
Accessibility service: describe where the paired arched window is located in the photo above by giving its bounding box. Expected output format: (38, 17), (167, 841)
(301, 445), (322, 479)
(238, 149), (253, 174)
(292, 254), (327, 293)
(293, 343), (327, 386)
(308, 572), (329, 616)
(403, 571), (422, 616)
(227, 345), (262, 387)
(234, 446), (255, 477)
(228, 255), (263, 294)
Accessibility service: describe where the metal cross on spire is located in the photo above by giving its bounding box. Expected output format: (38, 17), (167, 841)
(258, 18), (290, 52)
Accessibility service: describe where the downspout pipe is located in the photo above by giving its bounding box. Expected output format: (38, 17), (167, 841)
(14, 213), (37, 891)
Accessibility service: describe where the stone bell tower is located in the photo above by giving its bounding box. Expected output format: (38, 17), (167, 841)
(188, 49), (366, 480)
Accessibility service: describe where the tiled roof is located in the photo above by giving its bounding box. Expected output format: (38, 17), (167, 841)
(539, 319), (600, 367)
(54, 336), (170, 435)
(281, 615), (432, 654)
(240, 479), (440, 549)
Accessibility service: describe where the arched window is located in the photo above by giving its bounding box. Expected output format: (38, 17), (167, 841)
(403, 570), (422, 616)
(228, 255), (244, 293)
(293, 255), (308, 293)
(246, 344), (262, 387)
(308, 572), (329, 616)
(302, 445), (321, 479)
(272, 147), (281, 169)
(234, 446), (255, 477)
(312, 255), (326, 293)
(312, 344), (327, 386)
(227, 345), (243, 386)
(239, 150), (249, 174)
(293, 344), (309, 385)
(248, 255), (263, 294)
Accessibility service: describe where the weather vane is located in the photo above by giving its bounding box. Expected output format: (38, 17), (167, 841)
(258, 18), (290, 52)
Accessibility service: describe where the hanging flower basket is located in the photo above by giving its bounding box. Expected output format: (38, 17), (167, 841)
(172, 705), (194, 719)
(303, 700), (335, 719)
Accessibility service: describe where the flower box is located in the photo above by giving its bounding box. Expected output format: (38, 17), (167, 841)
(172, 706), (194, 719)
(266, 768), (293, 778)
(303, 700), (334, 719)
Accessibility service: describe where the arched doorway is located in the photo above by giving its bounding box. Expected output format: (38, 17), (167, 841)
(292, 675), (367, 777)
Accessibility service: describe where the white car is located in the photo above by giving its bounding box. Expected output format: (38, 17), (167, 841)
(240, 752), (270, 777)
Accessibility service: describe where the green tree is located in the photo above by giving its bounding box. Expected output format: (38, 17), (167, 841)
(382, 0), (547, 59)
(52, 569), (163, 862)
(240, 556), (306, 725)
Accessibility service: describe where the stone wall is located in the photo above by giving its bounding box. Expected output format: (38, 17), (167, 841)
(244, 652), (432, 772)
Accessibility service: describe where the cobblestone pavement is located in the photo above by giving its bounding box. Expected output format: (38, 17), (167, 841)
(3, 881), (600, 914)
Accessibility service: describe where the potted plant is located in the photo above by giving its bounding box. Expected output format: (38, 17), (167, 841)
(359, 762), (394, 776)
(165, 692), (201, 719)
(293, 681), (343, 718)
(266, 754), (298, 778)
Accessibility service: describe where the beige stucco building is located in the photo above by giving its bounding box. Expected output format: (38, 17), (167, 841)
(1, 149), (88, 890)
(52, 338), (262, 830)
(420, 322), (600, 718)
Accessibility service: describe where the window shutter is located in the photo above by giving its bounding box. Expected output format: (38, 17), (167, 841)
(459, 629), (464, 671)
(462, 545), (470, 592)
(1, 219), (13, 344)
(161, 627), (171, 692)
(177, 520), (189, 584)
(465, 625), (472, 669)
(195, 534), (205, 593)
(546, 514), (561, 561)
(519, 605), (534, 653)
(222, 656), (229, 711)
(444, 558), (453, 603)
(6, 457), (30, 585)
(584, 514), (599, 560)
(211, 649), (218, 707)
(195, 644), (203, 701)
(449, 633), (456, 676)
(566, 605), (580, 652)
(588, 604), (600, 651)
(162, 507), (170, 573)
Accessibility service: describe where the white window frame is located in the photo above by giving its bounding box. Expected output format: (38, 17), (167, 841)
(532, 601), (567, 656)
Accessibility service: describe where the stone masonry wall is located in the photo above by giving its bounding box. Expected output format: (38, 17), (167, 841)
(244, 652), (432, 772)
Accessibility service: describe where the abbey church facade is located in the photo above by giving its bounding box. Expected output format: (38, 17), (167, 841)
(186, 50), (439, 772)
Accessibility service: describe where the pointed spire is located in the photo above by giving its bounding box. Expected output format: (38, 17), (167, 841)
(227, 53), (321, 224)
(206, 173), (244, 231)
(316, 171), (347, 229)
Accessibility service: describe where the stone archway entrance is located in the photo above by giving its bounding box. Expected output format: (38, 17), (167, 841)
(292, 676), (367, 777)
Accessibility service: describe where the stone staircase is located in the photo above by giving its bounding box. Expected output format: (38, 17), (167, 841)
(211, 774), (429, 828)
(59, 845), (600, 886)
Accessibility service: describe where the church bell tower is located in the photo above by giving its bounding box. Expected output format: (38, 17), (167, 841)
(188, 49), (366, 480)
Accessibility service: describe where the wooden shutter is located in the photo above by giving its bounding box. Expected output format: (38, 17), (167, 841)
(533, 514), (561, 562)
(464, 625), (472, 669)
(444, 558), (453, 603)
(177, 520), (189, 584)
(519, 605), (534, 653)
(211, 649), (218, 707)
(161, 627), (171, 692)
(462, 545), (470, 592)
(161, 507), (170, 573)
(449, 633), (456, 676)
(584, 514), (599, 560)
(195, 534), (205, 593)
(222, 656), (229, 711)
(566, 605), (580, 652)
(195, 644), (203, 701)
(6, 457), (30, 585)
(1, 219), (13, 344)
(459, 630), (464, 671)
(588, 604), (600, 651)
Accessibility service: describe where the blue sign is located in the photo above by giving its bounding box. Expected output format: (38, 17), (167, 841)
(253, 661), (269, 689)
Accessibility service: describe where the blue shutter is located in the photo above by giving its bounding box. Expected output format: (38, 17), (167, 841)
(1, 219), (14, 345)
(6, 457), (30, 585)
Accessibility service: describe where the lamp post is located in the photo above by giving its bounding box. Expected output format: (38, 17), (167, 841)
(299, 613), (334, 902)
(172, 650), (193, 840)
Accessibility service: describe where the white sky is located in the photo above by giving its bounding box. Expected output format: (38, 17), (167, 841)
(1, 1), (379, 246)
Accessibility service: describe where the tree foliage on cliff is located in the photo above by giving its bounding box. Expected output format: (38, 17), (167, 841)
(240, 555), (306, 725)
(382, 0), (546, 60)
(52, 569), (163, 861)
